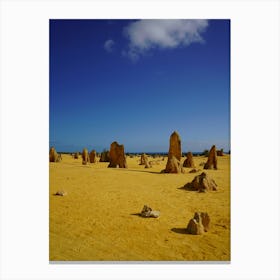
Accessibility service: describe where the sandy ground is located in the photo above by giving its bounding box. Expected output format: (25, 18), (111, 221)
(49, 154), (230, 261)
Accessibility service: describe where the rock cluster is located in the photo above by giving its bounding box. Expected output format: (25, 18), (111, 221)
(186, 212), (210, 235)
(183, 172), (217, 192)
(108, 141), (127, 168)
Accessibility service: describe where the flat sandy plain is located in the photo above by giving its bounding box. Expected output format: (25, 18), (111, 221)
(49, 154), (230, 261)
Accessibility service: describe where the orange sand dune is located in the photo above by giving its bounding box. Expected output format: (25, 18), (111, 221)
(49, 154), (230, 261)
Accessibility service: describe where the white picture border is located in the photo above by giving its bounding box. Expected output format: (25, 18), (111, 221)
(0, 0), (279, 279)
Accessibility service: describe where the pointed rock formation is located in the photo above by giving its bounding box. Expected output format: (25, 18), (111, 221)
(140, 153), (148, 165)
(108, 141), (127, 168)
(89, 150), (97, 163)
(168, 131), (182, 161)
(204, 145), (218, 170)
(82, 148), (89, 165)
(183, 152), (195, 168)
(163, 131), (184, 173)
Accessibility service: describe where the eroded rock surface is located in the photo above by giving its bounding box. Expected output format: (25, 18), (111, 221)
(108, 141), (127, 168)
(186, 212), (210, 235)
(163, 131), (184, 173)
(204, 145), (217, 170)
(183, 172), (217, 192)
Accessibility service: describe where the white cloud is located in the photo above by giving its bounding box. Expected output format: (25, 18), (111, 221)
(104, 39), (115, 52)
(123, 19), (209, 61)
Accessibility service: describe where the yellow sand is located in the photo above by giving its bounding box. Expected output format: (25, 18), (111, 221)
(49, 154), (230, 261)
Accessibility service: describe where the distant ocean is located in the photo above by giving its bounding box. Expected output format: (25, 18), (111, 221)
(51, 150), (224, 156)
(50, 144), (229, 155)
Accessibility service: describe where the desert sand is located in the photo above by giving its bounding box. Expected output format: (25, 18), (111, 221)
(49, 154), (230, 261)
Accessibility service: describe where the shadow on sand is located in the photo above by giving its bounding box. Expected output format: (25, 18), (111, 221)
(130, 213), (159, 218)
(171, 228), (187, 234)
(177, 185), (200, 192)
(130, 213), (141, 217)
(53, 162), (93, 168)
(113, 168), (162, 175)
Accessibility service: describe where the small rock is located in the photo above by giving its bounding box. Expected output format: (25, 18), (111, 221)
(186, 212), (210, 235)
(150, 210), (160, 218)
(140, 205), (160, 218)
(54, 190), (67, 196)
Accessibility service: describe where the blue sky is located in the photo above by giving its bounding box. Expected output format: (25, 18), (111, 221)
(50, 19), (230, 153)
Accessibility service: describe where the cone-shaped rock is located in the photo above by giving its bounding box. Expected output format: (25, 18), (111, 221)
(108, 141), (127, 168)
(186, 212), (210, 235)
(74, 152), (79, 159)
(82, 148), (90, 165)
(204, 145), (218, 170)
(186, 218), (205, 235)
(183, 152), (195, 168)
(89, 150), (97, 163)
(183, 172), (217, 192)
